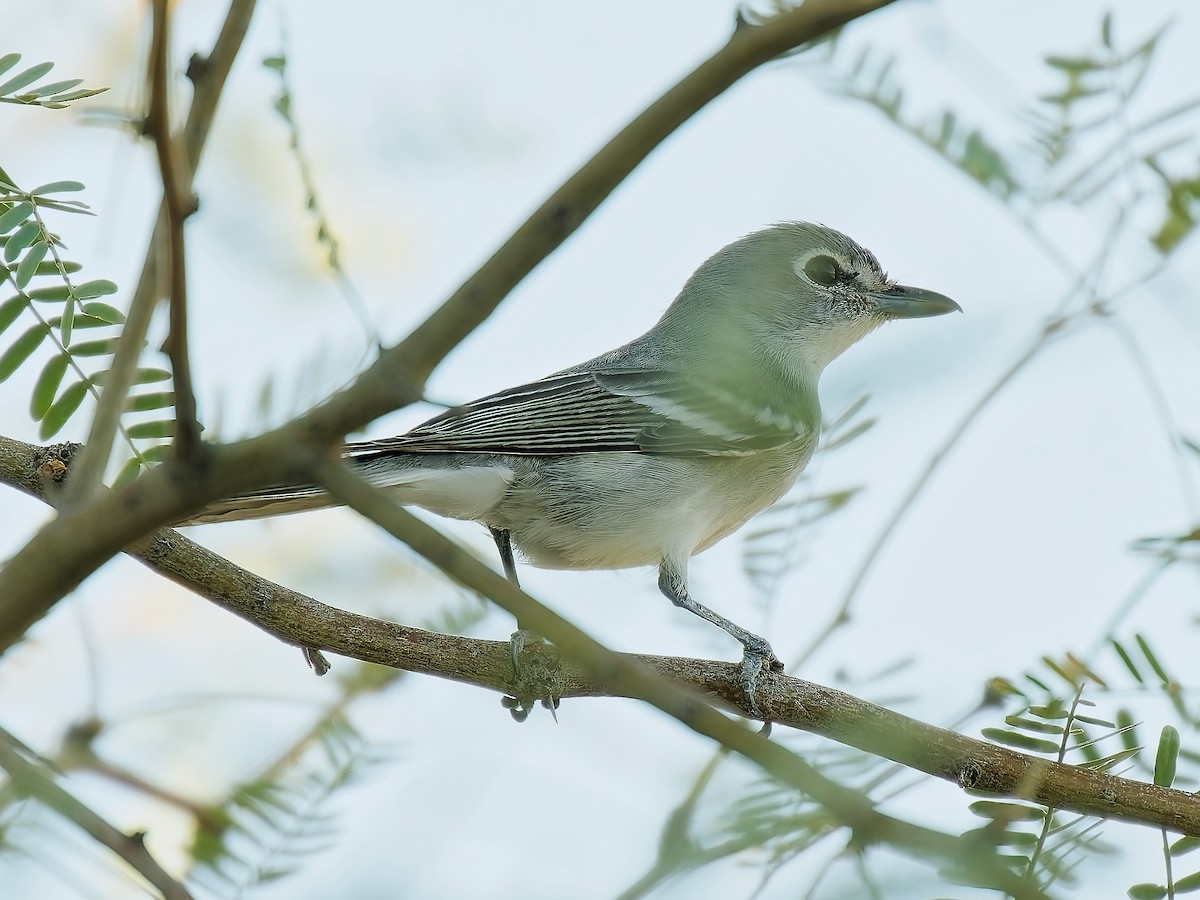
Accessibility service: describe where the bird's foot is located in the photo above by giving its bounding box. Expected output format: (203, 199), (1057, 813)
(739, 636), (783, 719)
(502, 630), (561, 722)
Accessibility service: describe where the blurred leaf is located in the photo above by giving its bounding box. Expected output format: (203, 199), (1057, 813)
(74, 279), (117, 299)
(1172, 837), (1200, 857)
(5, 219), (41, 261)
(35, 258), (81, 275)
(0, 53), (20, 78)
(1112, 639), (1144, 683)
(126, 392), (175, 412)
(113, 456), (144, 488)
(0, 323), (48, 381)
(968, 800), (1046, 821)
(1081, 747), (1140, 772)
(14, 240), (48, 287)
(38, 380), (88, 438)
(982, 728), (1060, 754)
(27, 285), (71, 302)
(1136, 634), (1171, 684)
(1176, 871), (1200, 893)
(1005, 716), (1064, 734)
(1154, 725), (1180, 787)
(0, 200), (34, 233)
(1127, 883), (1167, 899)
(25, 79), (83, 99)
(81, 301), (124, 324)
(0, 295), (28, 334)
(29, 180), (84, 195)
(66, 338), (116, 357)
(30, 353), (69, 418)
(0, 61), (54, 96)
(126, 421), (174, 440)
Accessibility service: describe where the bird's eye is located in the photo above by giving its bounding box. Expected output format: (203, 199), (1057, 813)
(803, 254), (842, 287)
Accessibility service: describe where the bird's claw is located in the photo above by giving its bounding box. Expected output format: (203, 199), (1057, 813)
(504, 630), (560, 722)
(739, 638), (782, 719)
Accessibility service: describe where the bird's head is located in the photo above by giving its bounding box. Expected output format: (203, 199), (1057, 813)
(661, 222), (960, 377)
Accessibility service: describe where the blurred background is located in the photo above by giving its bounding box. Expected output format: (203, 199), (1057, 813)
(2, 1), (1199, 896)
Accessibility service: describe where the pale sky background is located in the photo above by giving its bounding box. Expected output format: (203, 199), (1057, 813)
(3, 1), (1200, 897)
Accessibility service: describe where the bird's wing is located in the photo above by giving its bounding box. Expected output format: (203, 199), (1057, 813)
(353, 370), (805, 458)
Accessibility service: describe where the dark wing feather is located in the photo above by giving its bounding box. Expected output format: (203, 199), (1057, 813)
(353, 370), (805, 458)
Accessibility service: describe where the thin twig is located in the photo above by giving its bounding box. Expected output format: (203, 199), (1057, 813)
(0, 726), (194, 900)
(147, 0), (201, 458)
(147, 7), (199, 450)
(65, 0), (257, 499)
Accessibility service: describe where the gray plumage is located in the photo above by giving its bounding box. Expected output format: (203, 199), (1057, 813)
(188, 222), (960, 714)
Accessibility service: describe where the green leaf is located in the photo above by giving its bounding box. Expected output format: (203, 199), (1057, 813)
(981, 728), (1059, 754)
(27, 285), (71, 302)
(65, 338), (116, 357)
(74, 279), (117, 299)
(29, 180), (85, 195)
(1136, 634), (1171, 684)
(60, 296), (74, 345)
(1154, 725), (1180, 787)
(1004, 715), (1064, 734)
(0, 324), (48, 381)
(134, 367), (172, 384)
(93, 368), (171, 386)
(127, 420), (174, 439)
(50, 313), (107, 330)
(0, 53), (21, 78)
(35, 258), (81, 275)
(1112, 639), (1143, 683)
(1127, 885), (1167, 900)
(26, 80), (83, 99)
(1082, 746), (1140, 772)
(0, 200), (34, 233)
(31, 353), (69, 418)
(967, 800), (1045, 821)
(114, 456), (143, 487)
(5, 219), (41, 261)
(0, 295), (28, 335)
(39, 380), (88, 438)
(1101, 11), (1113, 49)
(262, 55), (286, 71)
(14, 241), (49, 288)
(1172, 836), (1200, 857)
(81, 301), (124, 324)
(139, 444), (168, 462)
(1175, 871), (1200, 893)
(0, 61), (54, 96)
(126, 392), (174, 412)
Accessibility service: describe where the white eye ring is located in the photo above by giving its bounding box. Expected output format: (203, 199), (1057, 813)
(796, 253), (842, 287)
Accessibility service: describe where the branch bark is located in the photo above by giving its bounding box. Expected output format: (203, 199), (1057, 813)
(4, 436), (1198, 849)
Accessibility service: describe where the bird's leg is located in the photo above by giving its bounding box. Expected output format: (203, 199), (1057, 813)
(658, 562), (782, 718)
(489, 527), (557, 721)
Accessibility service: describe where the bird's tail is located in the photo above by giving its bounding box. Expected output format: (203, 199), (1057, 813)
(180, 443), (514, 526)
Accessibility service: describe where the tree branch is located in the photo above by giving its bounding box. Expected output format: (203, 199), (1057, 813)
(5, 436), (1198, 858)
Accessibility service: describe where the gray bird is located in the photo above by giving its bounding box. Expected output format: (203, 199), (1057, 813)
(189, 222), (960, 715)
